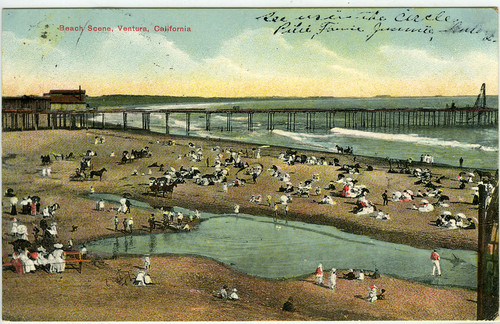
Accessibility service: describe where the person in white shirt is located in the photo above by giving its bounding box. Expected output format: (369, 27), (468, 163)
(329, 268), (337, 290)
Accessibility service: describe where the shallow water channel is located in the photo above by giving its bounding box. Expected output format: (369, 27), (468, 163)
(86, 194), (477, 290)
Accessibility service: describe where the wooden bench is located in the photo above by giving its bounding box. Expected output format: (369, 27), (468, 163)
(63, 251), (91, 273)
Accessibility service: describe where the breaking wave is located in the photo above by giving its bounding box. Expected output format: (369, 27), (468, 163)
(328, 128), (497, 152)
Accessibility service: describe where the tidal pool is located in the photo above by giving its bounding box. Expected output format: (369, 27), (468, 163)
(85, 204), (477, 290)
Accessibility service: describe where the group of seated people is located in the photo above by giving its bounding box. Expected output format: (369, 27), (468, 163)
(213, 285), (240, 300)
(411, 199), (435, 212)
(392, 190), (414, 202)
(9, 243), (66, 274)
(249, 194), (263, 203)
(319, 195), (335, 205)
(342, 268), (381, 281)
(436, 212), (476, 229)
(420, 154), (434, 164)
(352, 197), (375, 215)
(133, 270), (153, 286)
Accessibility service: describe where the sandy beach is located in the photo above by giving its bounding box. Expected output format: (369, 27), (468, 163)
(2, 129), (480, 321)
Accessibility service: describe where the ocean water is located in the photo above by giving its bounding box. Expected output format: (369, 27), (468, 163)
(97, 96), (498, 169)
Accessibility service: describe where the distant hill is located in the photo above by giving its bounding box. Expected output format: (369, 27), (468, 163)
(85, 95), (303, 108)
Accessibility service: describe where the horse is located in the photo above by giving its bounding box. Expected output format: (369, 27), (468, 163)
(474, 169), (492, 182)
(90, 168), (107, 181)
(150, 178), (183, 198)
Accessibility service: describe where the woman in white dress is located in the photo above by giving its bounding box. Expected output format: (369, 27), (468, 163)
(49, 243), (65, 273)
(18, 248), (36, 273)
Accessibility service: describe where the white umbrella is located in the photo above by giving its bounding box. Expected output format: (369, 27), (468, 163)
(456, 213), (466, 219)
(441, 211), (452, 216)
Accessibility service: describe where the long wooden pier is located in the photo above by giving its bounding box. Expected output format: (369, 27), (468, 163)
(2, 107), (498, 134)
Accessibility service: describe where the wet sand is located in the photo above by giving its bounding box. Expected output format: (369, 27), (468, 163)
(2, 129), (479, 320)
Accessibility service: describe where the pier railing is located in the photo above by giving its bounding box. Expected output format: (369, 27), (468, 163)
(2, 107), (498, 134)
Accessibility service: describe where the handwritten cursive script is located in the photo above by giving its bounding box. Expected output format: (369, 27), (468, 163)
(255, 9), (497, 42)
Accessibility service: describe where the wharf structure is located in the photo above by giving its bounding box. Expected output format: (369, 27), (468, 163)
(2, 105), (498, 133)
(2, 84), (498, 133)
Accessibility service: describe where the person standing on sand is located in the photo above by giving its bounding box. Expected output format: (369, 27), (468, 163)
(143, 254), (151, 270)
(315, 263), (324, 285)
(128, 217), (134, 233)
(10, 196), (18, 215)
(266, 195), (272, 207)
(382, 190), (389, 206)
(368, 284), (377, 302)
(431, 249), (441, 276)
(123, 217), (128, 232)
(459, 157), (464, 168)
(329, 268), (337, 290)
(114, 215), (119, 231)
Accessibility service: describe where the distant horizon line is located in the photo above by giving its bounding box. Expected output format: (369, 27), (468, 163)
(3, 93), (498, 99)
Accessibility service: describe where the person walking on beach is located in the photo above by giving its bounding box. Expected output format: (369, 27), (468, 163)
(10, 196), (18, 215)
(114, 215), (119, 232)
(329, 268), (337, 290)
(382, 190), (389, 206)
(368, 284), (377, 303)
(315, 263), (324, 286)
(143, 254), (151, 270)
(459, 157), (464, 168)
(125, 199), (131, 214)
(430, 249), (441, 276)
(128, 217), (134, 233)
(266, 195), (272, 207)
(123, 217), (128, 232)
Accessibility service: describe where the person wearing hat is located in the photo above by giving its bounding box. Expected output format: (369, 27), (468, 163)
(228, 288), (240, 300)
(148, 214), (156, 232)
(143, 254), (151, 270)
(10, 196), (18, 215)
(214, 285), (228, 299)
(368, 284), (377, 302)
(49, 243), (65, 273)
(19, 248), (36, 274)
(97, 199), (105, 211)
(127, 217), (134, 233)
(430, 250), (441, 276)
(315, 263), (324, 286)
(33, 246), (49, 270)
(8, 217), (18, 236)
(329, 268), (337, 290)
(134, 270), (146, 286)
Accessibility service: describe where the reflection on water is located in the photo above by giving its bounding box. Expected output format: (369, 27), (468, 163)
(85, 207), (477, 290)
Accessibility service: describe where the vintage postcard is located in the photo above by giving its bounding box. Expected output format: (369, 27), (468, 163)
(2, 5), (498, 321)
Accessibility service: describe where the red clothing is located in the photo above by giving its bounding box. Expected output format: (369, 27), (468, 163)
(30, 203), (36, 216)
(430, 252), (440, 260)
(10, 258), (24, 274)
(315, 267), (322, 275)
